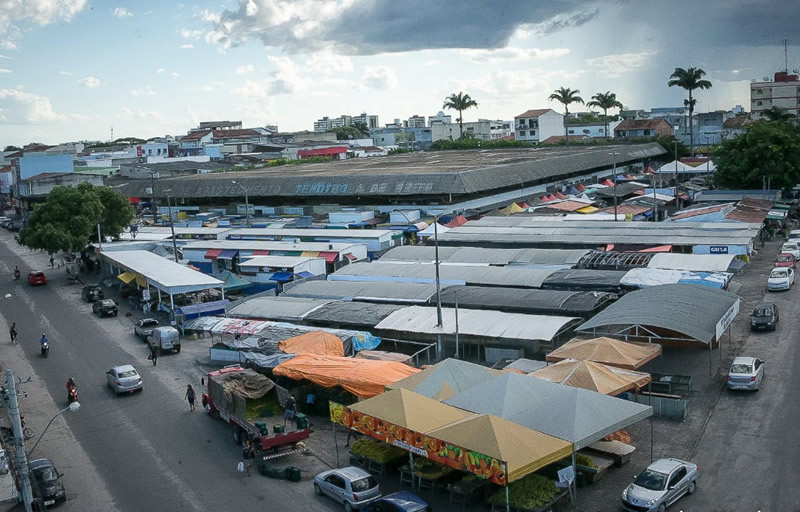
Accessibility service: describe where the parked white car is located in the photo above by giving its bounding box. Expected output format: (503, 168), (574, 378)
(780, 241), (800, 260)
(727, 356), (765, 391)
(767, 267), (795, 291)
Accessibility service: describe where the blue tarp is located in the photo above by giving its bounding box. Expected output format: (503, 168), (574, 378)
(295, 271), (314, 279)
(176, 300), (229, 320)
(270, 272), (293, 282)
(217, 249), (238, 259)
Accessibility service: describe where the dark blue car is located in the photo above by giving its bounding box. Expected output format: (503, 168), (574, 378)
(363, 491), (431, 512)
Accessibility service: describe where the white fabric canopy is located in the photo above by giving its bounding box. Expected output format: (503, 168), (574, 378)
(101, 250), (223, 294)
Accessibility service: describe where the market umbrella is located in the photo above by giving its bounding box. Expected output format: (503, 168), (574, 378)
(531, 358), (651, 395)
(545, 337), (661, 370)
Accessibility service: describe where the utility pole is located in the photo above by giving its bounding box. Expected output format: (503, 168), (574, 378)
(609, 152), (621, 221)
(165, 190), (179, 263)
(673, 143), (680, 210)
(149, 172), (158, 225)
(97, 223), (103, 251)
(6, 369), (33, 512)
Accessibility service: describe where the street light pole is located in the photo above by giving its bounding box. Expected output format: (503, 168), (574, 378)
(231, 181), (250, 227)
(164, 190), (179, 263)
(609, 151), (621, 221)
(6, 369), (33, 512)
(27, 402), (81, 459)
(149, 172), (158, 225)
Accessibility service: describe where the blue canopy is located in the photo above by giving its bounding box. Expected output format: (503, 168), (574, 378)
(271, 272), (293, 282)
(175, 300), (229, 320)
(295, 271), (314, 279)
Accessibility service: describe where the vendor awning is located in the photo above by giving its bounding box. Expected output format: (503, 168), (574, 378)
(204, 249), (222, 259)
(318, 251), (338, 263)
(217, 249), (238, 260)
(295, 271), (314, 279)
(343, 253), (358, 261)
(117, 272), (135, 284)
(531, 359), (650, 395)
(301, 251), (320, 257)
(270, 272), (293, 282)
(546, 337), (662, 370)
(252, 250), (270, 255)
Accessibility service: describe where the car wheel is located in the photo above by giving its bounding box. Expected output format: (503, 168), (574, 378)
(314, 483), (322, 496)
(175, 345), (181, 353)
(688, 480), (697, 494)
(344, 501), (353, 512)
(657, 504), (666, 512)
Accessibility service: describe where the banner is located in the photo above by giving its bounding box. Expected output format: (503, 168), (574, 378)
(330, 402), (508, 485)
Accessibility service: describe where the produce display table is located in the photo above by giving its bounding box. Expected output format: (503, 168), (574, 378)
(488, 489), (569, 512)
(585, 440), (636, 467)
(447, 476), (489, 508)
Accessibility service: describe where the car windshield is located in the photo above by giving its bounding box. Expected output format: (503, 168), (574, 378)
(634, 469), (667, 491)
(753, 308), (772, 317)
(34, 467), (58, 482)
(143, 320), (158, 327)
(777, 255), (793, 262)
(782, 244), (797, 250)
(118, 370), (137, 378)
(730, 364), (753, 374)
(351, 476), (377, 492)
(771, 270), (788, 278)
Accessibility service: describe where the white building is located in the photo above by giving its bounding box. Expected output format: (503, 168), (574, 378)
(751, 71), (800, 120)
(431, 120), (491, 142)
(352, 113), (380, 129)
(564, 120), (620, 138)
(489, 120), (514, 139)
(514, 109), (564, 143)
(407, 115), (426, 128)
(314, 117), (333, 132)
(428, 111), (452, 125)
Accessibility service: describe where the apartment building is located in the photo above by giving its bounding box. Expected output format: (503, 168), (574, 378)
(751, 71), (800, 119)
(514, 109), (564, 143)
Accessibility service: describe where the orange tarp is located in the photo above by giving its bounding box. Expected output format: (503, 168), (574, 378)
(273, 354), (420, 399)
(278, 331), (344, 357)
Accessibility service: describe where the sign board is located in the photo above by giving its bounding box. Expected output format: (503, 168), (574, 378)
(709, 246), (729, 254)
(715, 298), (740, 340)
(558, 466), (575, 484)
(142, 289), (151, 302)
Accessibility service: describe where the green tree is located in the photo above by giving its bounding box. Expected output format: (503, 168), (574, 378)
(442, 92), (479, 139)
(713, 120), (800, 190)
(668, 67), (712, 154)
(334, 126), (364, 140)
(3, 145), (21, 152)
(351, 122), (371, 137)
(18, 183), (134, 253)
(586, 91), (623, 139)
(548, 87), (584, 145)
(761, 106), (796, 123)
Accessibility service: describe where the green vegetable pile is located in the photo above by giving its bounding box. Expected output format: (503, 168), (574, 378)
(245, 393), (283, 421)
(576, 454), (598, 469)
(411, 457), (452, 479)
(349, 438), (405, 463)
(489, 474), (558, 510)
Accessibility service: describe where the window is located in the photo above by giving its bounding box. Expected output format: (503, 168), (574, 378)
(643, 130), (651, 136)
(600, 128), (604, 133)
(568, 129), (574, 134)
(755, 89), (763, 94)
(668, 467), (687, 487)
(757, 101), (763, 106)
(325, 475), (345, 488)
(519, 130), (526, 136)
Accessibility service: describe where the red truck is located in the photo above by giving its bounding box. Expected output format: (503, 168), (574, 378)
(203, 366), (310, 455)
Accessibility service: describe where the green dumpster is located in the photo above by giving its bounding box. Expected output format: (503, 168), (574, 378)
(273, 424), (285, 434)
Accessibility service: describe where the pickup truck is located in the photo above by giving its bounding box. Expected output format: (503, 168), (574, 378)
(203, 366), (310, 455)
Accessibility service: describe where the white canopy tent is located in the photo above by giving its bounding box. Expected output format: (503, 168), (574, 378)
(101, 250), (224, 313)
(655, 160), (716, 174)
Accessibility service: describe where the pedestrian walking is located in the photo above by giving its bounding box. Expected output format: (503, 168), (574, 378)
(149, 343), (159, 366)
(185, 385), (196, 411)
(49, 255), (55, 268)
(283, 394), (297, 428)
(9, 322), (17, 344)
(242, 440), (254, 476)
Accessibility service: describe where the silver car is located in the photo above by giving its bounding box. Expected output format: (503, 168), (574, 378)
(313, 466), (381, 511)
(106, 365), (143, 395)
(621, 458), (698, 512)
(134, 318), (159, 339)
(727, 356), (765, 391)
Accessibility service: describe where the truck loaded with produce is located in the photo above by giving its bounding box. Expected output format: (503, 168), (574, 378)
(203, 366), (310, 455)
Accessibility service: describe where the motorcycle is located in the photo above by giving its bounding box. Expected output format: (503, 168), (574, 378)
(67, 387), (78, 405)
(40, 342), (49, 358)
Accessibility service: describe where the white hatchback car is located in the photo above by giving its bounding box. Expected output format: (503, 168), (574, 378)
(767, 267), (794, 291)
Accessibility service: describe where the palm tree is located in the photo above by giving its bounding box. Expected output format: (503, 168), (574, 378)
(761, 106), (796, 122)
(352, 121), (371, 137)
(586, 91), (623, 139)
(442, 92), (479, 139)
(549, 87), (584, 145)
(668, 67), (712, 154)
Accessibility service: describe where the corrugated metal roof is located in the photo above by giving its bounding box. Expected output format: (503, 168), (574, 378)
(227, 296), (334, 321)
(330, 262), (557, 288)
(437, 285), (613, 316)
(541, 269), (629, 291)
(181, 240), (362, 252)
(647, 253), (737, 273)
(115, 143), (666, 199)
(283, 280), (436, 302)
(379, 246), (589, 265)
(376, 305), (580, 342)
(239, 256), (323, 268)
(304, 301), (406, 327)
(100, 250), (223, 294)
(578, 283), (739, 343)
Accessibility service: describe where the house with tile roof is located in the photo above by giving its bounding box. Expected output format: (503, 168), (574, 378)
(721, 116), (752, 139)
(613, 118), (673, 139)
(514, 109), (563, 143)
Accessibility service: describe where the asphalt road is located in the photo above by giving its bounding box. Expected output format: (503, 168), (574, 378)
(685, 269), (800, 512)
(0, 235), (339, 512)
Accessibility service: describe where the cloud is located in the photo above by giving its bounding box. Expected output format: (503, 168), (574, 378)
(200, 0), (597, 55)
(362, 66), (397, 90)
(235, 64), (254, 74)
(0, 88), (65, 122)
(180, 43), (194, 49)
(170, 71), (180, 77)
(179, 28), (203, 39)
(304, 50), (352, 74)
(0, 40), (17, 50)
(155, 68), (165, 74)
(586, 51), (657, 78)
(59, 70), (72, 76)
(130, 87), (157, 96)
(112, 7), (133, 18)
(463, 47), (571, 62)
(0, 68), (10, 73)
(0, 53), (9, 59)
(118, 106), (166, 121)
(70, 113), (90, 121)
(77, 76), (100, 88)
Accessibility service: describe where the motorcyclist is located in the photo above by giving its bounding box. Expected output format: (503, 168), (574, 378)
(13, 266), (19, 280)
(40, 333), (48, 347)
(66, 377), (77, 391)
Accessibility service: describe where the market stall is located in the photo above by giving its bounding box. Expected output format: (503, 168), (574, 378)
(387, 358), (504, 400)
(530, 359), (651, 395)
(545, 336), (662, 370)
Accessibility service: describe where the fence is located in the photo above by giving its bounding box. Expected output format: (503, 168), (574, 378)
(628, 392), (688, 421)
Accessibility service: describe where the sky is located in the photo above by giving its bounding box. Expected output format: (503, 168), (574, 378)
(0, 0), (798, 147)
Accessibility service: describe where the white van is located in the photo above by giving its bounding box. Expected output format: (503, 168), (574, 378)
(148, 326), (181, 353)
